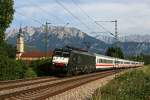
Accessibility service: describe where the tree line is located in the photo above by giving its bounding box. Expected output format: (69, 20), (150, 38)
(105, 46), (150, 65)
(0, 0), (37, 80)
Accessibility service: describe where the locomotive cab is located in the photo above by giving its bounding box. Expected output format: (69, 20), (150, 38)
(52, 48), (70, 68)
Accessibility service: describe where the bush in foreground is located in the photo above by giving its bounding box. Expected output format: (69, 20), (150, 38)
(0, 55), (25, 80)
(0, 55), (37, 80)
(24, 68), (37, 78)
(91, 65), (150, 100)
(30, 58), (52, 76)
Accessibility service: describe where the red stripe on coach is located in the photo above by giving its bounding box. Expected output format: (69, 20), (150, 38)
(96, 64), (113, 66)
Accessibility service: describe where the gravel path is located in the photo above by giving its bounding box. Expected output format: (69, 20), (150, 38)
(47, 73), (119, 100)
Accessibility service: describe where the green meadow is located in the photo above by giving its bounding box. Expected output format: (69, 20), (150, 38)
(91, 65), (150, 100)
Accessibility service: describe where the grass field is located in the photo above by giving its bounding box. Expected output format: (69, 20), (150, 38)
(91, 65), (150, 100)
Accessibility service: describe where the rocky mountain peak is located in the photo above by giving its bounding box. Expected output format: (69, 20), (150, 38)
(6, 26), (86, 40)
(5, 26), (150, 55)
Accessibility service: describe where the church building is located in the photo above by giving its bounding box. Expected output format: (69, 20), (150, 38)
(16, 27), (52, 63)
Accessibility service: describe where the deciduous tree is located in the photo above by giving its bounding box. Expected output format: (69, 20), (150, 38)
(106, 46), (124, 59)
(0, 0), (14, 43)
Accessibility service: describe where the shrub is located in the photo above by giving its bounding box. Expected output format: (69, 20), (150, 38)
(30, 58), (52, 76)
(24, 68), (37, 78)
(0, 55), (25, 80)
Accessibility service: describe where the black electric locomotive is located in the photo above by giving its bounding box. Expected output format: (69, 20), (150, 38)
(52, 46), (96, 75)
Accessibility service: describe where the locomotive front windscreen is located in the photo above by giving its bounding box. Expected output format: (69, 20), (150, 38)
(54, 49), (70, 57)
(62, 52), (70, 57)
(54, 50), (62, 56)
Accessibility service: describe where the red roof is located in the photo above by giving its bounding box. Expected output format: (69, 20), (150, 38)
(21, 51), (53, 58)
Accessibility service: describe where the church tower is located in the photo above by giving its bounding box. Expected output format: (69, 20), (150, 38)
(16, 27), (24, 60)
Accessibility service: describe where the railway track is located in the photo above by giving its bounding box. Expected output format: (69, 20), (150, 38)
(0, 77), (59, 91)
(0, 76), (52, 85)
(0, 70), (122, 100)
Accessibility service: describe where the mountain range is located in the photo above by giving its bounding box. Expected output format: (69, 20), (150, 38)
(6, 26), (150, 56)
(95, 34), (150, 44)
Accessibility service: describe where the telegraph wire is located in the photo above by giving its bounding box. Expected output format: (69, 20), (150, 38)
(55, 0), (93, 32)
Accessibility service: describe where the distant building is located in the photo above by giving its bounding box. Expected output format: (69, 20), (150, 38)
(16, 27), (52, 63)
(16, 27), (24, 60)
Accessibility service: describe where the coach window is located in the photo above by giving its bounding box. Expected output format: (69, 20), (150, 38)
(100, 59), (102, 63)
(98, 59), (100, 63)
(116, 61), (119, 64)
(109, 60), (112, 63)
(106, 60), (108, 63)
(102, 59), (104, 63)
(109, 60), (113, 63)
(105, 60), (107, 63)
(99, 59), (102, 63)
(55, 51), (62, 56)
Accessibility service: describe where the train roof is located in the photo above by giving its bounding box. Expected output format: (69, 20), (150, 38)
(53, 47), (143, 63)
(94, 53), (115, 59)
(72, 50), (95, 57)
(94, 53), (143, 63)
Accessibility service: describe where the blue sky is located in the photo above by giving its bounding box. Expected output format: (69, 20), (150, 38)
(10, 0), (150, 36)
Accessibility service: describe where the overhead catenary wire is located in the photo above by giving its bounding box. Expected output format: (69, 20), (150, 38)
(71, 0), (114, 37)
(16, 0), (115, 38)
(26, 0), (65, 24)
(55, 0), (93, 32)
(16, 11), (43, 25)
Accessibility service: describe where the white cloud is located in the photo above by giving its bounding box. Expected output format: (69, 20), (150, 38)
(10, 0), (150, 35)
